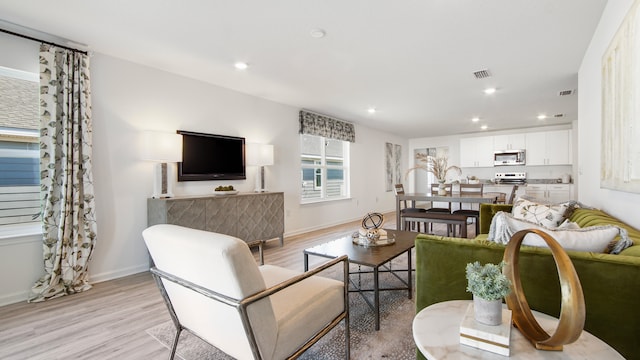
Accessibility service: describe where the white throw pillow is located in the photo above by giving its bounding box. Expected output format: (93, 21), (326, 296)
(511, 197), (569, 228)
(488, 211), (622, 253)
(557, 219), (581, 230)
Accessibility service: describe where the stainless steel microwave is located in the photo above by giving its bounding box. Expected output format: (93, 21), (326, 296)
(494, 150), (525, 166)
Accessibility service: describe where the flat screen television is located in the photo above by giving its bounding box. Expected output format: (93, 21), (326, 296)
(177, 130), (246, 181)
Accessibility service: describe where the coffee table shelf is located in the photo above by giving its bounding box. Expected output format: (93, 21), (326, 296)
(303, 229), (417, 330)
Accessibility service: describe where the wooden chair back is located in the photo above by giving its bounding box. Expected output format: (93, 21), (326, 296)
(394, 184), (411, 210)
(459, 183), (484, 195)
(430, 183), (452, 211)
(508, 185), (519, 204)
(458, 183), (484, 210)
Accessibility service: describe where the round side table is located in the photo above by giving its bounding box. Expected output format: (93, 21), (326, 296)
(413, 300), (623, 359)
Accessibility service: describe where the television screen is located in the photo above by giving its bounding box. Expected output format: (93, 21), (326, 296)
(177, 130), (246, 181)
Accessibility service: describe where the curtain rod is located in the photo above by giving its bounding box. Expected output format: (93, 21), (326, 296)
(0, 27), (88, 55)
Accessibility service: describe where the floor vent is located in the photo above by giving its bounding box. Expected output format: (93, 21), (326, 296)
(473, 69), (491, 79)
(558, 89), (574, 96)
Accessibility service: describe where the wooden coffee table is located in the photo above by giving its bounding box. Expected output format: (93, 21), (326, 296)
(303, 229), (417, 330)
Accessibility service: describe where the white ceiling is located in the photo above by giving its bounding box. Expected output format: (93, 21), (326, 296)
(0, 0), (607, 138)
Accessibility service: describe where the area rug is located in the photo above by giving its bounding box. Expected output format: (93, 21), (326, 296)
(146, 265), (416, 359)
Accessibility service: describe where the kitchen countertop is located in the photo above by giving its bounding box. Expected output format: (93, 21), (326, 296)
(457, 180), (573, 186)
(526, 179), (573, 184)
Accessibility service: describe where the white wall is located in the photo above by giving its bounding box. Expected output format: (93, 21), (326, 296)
(0, 35), (406, 304)
(578, 0), (640, 228)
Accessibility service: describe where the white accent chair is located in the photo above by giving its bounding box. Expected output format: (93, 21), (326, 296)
(143, 224), (349, 360)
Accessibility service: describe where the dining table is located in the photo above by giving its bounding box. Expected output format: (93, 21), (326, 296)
(395, 192), (500, 231)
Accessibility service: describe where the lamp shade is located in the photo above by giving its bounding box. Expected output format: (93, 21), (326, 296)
(246, 143), (274, 166)
(140, 131), (183, 162)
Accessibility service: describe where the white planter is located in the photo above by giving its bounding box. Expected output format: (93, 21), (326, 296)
(473, 296), (502, 326)
(437, 182), (447, 195)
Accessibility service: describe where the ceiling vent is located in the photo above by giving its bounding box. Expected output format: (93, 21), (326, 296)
(558, 89), (574, 96)
(473, 69), (491, 79)
(554, 113), (565, 118)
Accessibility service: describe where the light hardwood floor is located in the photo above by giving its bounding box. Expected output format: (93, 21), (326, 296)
(0, 215), (470, 360)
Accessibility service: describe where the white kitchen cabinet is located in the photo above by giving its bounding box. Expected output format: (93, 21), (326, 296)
(524, 184), (572, 203)
(493, 134), (526, 151)
(460, 136), (494, 167)
(525, 130), (571, 165)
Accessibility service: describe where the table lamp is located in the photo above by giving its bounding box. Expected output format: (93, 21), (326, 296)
(246, 143), (274, 192)
(140, 131), (183, 198)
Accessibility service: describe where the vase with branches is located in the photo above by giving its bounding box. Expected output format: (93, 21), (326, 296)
(406, 153), (461, 194)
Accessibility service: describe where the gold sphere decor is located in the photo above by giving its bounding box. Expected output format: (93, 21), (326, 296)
(502, 229), (586, 351)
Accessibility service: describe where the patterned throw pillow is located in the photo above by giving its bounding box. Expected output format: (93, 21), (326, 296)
(511, 197), (569, 228)
(488, 211), (633, 254)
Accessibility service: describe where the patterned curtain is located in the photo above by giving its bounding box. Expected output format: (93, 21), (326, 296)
(29, 44), (97, 302)
(299, 110), (356, 142)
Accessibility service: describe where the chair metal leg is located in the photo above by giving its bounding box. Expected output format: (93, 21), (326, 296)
(344, 311), (350, 359)
(169, 327), (183, 360)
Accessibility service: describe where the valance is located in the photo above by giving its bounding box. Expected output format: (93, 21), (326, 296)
(299, 110), (355, 143)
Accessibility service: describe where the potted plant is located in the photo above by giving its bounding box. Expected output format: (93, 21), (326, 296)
(465, 261), (511, 325)
(406, 153), (461, 194)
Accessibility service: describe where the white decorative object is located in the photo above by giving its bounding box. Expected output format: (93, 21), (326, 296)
(473, 296), (502, 326)
(601, 1), (640, 194)
(438, 182), (447, 195)
(213, 190), (239, 196)
(246, 143), (274, 192)
(140, 131), (183, 198)
(460, 302), (512, 356)
(353, 212), (395, 246)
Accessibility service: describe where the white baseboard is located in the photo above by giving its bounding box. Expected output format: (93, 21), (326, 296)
(0, 290), (31, 307)
(284, 209), (395, 238)
(90, 263), (150, 283)
(0, 263), (151, 307)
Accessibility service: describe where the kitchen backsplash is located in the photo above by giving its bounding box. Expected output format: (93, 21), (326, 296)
(458, 165), (573, 183)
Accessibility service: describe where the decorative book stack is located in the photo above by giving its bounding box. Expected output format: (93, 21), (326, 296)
(459, 303), (513, 356)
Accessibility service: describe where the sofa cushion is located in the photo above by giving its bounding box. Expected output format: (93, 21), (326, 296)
(511, 197), (569, 228)
(488, 211), (632, 253)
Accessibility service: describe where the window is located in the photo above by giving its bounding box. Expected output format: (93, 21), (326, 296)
(300, 134), (350, 202)
(0, 66), (41, 231)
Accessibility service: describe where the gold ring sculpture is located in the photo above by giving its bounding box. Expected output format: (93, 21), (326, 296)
(503, 229), (586, 351)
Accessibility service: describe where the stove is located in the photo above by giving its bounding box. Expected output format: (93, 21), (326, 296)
(494, 172), (526, 184)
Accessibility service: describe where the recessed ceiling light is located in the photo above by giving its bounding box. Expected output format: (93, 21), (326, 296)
(234, 62), (248, 70)
(310, 28), (326, 38)
(480, 125), (488, 130)
(367, 107), (376, 114)
(537, 114), (547, 120)
(484, 88), (496, 95)
(472, 117), (480, 122)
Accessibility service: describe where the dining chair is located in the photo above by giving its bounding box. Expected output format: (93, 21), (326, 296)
(421, 183), (454, 233)
(143, 224), (350, 360)
(428, 183), (452, 213)
(394, 184), (427, 231)
(452, 183), (484, 236)
(507, 185), (519, 204)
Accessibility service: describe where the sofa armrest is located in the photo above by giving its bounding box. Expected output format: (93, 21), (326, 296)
(479, 203), (513, 234)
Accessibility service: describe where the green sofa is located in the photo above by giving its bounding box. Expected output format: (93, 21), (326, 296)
(415, 204), (640, 359)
